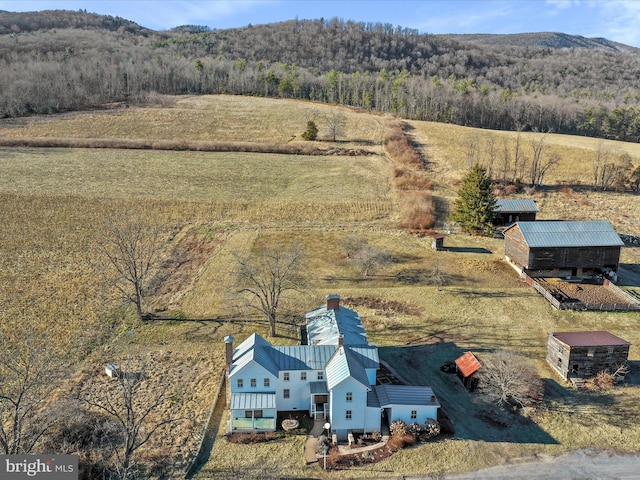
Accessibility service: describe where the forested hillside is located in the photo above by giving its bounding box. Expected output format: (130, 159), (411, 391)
(2, 10), (640, 141)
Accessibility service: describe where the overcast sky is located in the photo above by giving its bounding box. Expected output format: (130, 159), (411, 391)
(2, 0), (640, 47)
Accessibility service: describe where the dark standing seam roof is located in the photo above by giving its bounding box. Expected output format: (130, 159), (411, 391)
(495, 199), (538, 213)
(552, 331), (631, 347)
(506, 221), (623, 248)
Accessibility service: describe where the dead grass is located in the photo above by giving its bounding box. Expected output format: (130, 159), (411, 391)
(2, 95), (640, 478)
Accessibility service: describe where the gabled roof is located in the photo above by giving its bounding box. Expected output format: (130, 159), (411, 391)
(232, 333), (340, 375)
(551, 331), (631, 347)
(455, 352), (482, 378)
(229, 333), (280, 377)
(306, 304), (368, 346)
(374, 384), (440, 408)
(495, 198), (538, 213)
(505, 221), (623, 248)
(326, 346), (372, 390)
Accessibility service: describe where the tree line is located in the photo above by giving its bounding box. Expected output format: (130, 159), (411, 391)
(2, 11), (640, 142)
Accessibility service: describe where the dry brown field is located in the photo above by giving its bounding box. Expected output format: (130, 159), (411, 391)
(1, 95), (640, 479)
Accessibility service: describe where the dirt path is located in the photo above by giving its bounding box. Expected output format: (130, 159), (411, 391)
(424, 449), (640, 479)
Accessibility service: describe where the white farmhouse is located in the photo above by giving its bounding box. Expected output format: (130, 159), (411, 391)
(225, 295), (440, 440)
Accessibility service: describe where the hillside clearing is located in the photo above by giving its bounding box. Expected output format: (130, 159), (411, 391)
(1, 95), (639, 479)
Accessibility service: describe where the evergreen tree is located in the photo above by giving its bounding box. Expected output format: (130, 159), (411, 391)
(451, 165), (496, 235)
(302, 120), (318, 140)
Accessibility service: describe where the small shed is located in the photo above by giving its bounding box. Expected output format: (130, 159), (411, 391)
(503, 220), (623, 277)
(431, 234), (445, 251)
(454, 352), (481, 390)
(547, 331), (631, 382)
(494, 199), (538, 226)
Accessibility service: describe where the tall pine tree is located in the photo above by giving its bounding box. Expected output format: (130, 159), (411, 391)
(451, 165), (496, 235)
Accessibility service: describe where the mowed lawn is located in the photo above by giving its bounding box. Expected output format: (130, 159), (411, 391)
(2, 95), (640, 479)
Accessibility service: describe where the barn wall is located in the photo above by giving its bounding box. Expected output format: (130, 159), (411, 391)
(546, 335), (571, 380)
(547, 335), (630, 380)
(504, 225), (530, 268)
(529, 246), (621, 271)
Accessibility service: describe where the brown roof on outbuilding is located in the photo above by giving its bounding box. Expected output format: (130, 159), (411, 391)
(552, 331), (631, 347)
(455, 352), (481, 378)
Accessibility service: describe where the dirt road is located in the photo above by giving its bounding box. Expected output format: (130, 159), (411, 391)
(426, 449), (640, 480)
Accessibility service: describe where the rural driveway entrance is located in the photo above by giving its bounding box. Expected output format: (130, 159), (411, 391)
(421, 449), (640, 480)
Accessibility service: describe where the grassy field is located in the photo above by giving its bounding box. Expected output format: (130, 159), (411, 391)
(1, 94), (640, 479)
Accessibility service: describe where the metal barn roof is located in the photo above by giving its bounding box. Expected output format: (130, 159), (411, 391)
(495, 198), (538, 213)
(455, 352), (482, 378)
(551, 331), (631, 347)
(508, 221), (623, 248)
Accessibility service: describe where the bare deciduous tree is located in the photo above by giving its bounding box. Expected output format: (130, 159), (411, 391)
(0, 321), (58, 454)
(479, 351), (543, 408)
(528, 133), (557, 186)
(77, 359), (182, 480)
(353, 244), (392, 278)
(233, 243), (305, 337)
(427, 258), (448, 290)
(323, 109), (346, 142)
(97, 210), (165, 321)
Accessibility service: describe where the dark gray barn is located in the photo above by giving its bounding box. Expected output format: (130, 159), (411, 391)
(494, 199), (538, 226)
(547, 331), (630, 382)
(503, 220), (623, 277)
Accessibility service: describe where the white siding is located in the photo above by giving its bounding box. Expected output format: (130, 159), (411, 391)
(277, 372), (309, 410)
(229, 361), (277, 395)
(389, 404), (438, 424)
(329, 378), (369, 440)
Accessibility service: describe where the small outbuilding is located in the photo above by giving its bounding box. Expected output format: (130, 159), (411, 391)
(504, 220), (623, 277)
(494, 199), (538, 226)
(431, 234), (445, 251)
(547, 331), (631, 382)
(454, 352), (481, 390)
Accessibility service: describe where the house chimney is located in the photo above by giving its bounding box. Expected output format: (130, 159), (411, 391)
(326, 294), (340, 310)
(224, 336), (234, 372)
(338, 335), (344, 346)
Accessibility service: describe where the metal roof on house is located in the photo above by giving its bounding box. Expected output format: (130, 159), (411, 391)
(271, 345), (337, 370)
(374, 384), (440, 408)
(309, 381), (328, 394)
(230, 392), (276, 410)
(454, 352), (482, 378)
(551, 331), (631, 347)
(495, 198), (538, 213)
(305, 304), (368, 346)
(326, 346), (372, 390)
(506, 221), (623, 248)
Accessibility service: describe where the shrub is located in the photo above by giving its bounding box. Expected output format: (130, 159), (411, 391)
(389, 419), (408, 437)
(398, 191), (436, 231)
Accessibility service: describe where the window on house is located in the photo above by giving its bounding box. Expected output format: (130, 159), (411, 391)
(317, 371), (324, 380)
(245, 410), (252, 418)
(254, 410), (263, 418)
(283, 372), (290, 381)
(587, 348), (595, 358)
(283, 389), (290, 399)
(250, 378), (256, 388)
(264, 378), (270, 388)
(237, 379), (243, 388)
(345, 410), (352, 420)
(411, 410), (417, 420)
(346, 392), (352, 402)
(301, 372), (307, 381)
(557, 357), (562, 367)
